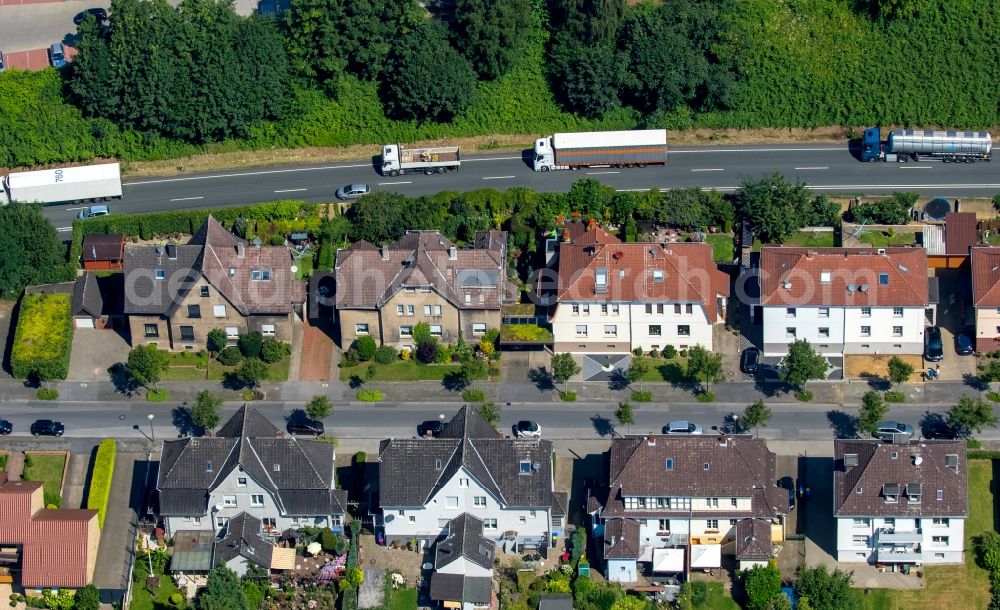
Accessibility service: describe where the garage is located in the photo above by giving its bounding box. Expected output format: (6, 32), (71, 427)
(74, 317), (95, 329)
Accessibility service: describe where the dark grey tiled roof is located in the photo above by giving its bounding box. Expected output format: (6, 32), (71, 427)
(538, 595), (574, 610)
(123, 243), (202, 314)
(214, 512), (273, 568)
(379, 406), (554, 509)
(429, 574), (492, 604)
(157, 406), (344, 517)
(735, 519), (773, 561)
(435, 514), (494, 571)
(834, 439), (967, 517)
(551, 492), (569, 518)
(603, 518), (640, 559)
(71, 272), (103, 318)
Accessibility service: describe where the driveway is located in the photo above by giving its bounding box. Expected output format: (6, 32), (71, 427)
(67, 328), (130, 381)
(931, 269), (977, 381)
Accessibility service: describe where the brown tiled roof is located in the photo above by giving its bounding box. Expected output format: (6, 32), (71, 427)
(82, 233), (125, 262)
(971, 247), (1000, 307)
(334, 230), (506, 310)
(945, 213), (978, 256)
(833, 440), (967, 517)
(71, 272), (103, 318)
(759, 246), (928, 307)
(600, 436), (787, 520)
(556, 230), (729, 320)
(735, 518), (773, 561)
(603, 518), (641, 559)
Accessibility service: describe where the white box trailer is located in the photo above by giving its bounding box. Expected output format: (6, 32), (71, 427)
(533, 129), (668, 171)
(2, 163), (123, 205)
(381, 144), (461, 176)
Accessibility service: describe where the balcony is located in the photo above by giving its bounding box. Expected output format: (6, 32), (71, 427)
(877, 530), (922, 544)
(876, 547), (922, 563)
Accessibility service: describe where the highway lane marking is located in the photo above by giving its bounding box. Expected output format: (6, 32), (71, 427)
(274, 188), (308, 193)
(586, 171), (620, 175)
(65, 206), (87, 211)
(463, 156), (522, 162)
(691, 168), (725, 172)
(615, 183), (1000, 193)
(169, 196), (204, 201)
(126, 163), (374, 185)
(795, 166), (829, 170)
(377, 181), (413, 185)
(482, 175), (516, 180)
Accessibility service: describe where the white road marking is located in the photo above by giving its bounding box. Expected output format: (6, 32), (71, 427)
(691, 168), (725, 172)
(899, 166), (933, 169)
(463, 156), (523, 162)
(794, 166), (829, 170)
(65, 206), (87, 211)
(482, 175), (516, 180)
(586, 171), (620, 175)
(56, 227), (72, 232)
(169, 196), (204, 201)
(274, 188), (308, 193)
(617, 183), (1000, 193)
(377, 181), (413, 185)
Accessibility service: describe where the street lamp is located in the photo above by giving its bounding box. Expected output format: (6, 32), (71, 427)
(148, 413), (155, 443)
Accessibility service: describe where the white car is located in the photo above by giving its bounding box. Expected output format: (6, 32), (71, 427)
(514, 420), (541, 438)
(664, 420), (703, 435)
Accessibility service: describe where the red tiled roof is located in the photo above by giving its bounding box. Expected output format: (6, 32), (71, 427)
(759, 247), (928, 307)
(556, 230), (729, 320)
(971, 247), (1000, 307)
(945, 213), (978, 256)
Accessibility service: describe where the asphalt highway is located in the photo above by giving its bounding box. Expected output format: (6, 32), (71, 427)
(42, 143), (1000, 231)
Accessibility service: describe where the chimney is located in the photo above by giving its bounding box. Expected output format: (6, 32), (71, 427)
(381, 246), (389, 261)
(647, 434), (656, 447)
(717, 435), (727, 447)
(806, 250), (816, 259)
(448, 246), (457, 260)
(91, 245), (97, 259)
(166, 242), (177, 260)
(236, 243), (245, 258)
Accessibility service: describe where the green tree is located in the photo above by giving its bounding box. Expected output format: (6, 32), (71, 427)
(549, 0), (625, 45)
(382, 22), (477, 122)
(887, 356), (914, 388)
(768, 594), (793, 610)
(235, 358), (269, 389)
(191, 389), (223, 432)
(198, 565), (247, 610)
(849, 192), (918, 225)
(858, 391), (887, 437)
(742, 399), (773, 437)
(550, 352), (581, 389)
(207, 328), (228, 354)
(451, 0), (532, 80)
(614, 402), (635, 435)
(979, 360), (1000, 384)
(742, 563), (782, 610)
(345, 191), (410, 244)
(0, 203), (74, 298)
(780, 340), (828, 390)
(412, 322), (432, 345)
(126, 345), (168, 389)
(548, 35), (622, 118)
(686, 344), (723, 394)
(609, 595), (646, 610)
(974, 530), (1000, 573)
(793, 566), (853, 610)
(566, 178), (615, 222)
(474, 401), (501, 428)
(947, 397), (999, 437)
(734, 173), (815, 244)
(626, 357), (649, 391)
(458, 357), (487, 389)
(73, 585), (101, 610)
(305, 395), (333, 420)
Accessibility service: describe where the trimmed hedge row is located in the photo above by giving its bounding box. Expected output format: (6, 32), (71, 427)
(86, 439), (116, 529)
(969, 451), (1000, 461)
(11, 293), (74, 381)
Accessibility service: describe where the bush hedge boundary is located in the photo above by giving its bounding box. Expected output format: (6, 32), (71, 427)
(10, 293), (74, 381)
(86, 439), (116, 529)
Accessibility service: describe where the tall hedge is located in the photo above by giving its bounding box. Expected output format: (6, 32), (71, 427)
(10, 293), (74, 381)
(86, 439), (116, 529)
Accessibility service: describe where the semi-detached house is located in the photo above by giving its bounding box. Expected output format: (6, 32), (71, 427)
(971, 247), (1000, 352)
(758, 246), (931, 357)
(552, 225), (729, 353)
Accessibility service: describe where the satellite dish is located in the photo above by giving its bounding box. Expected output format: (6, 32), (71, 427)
(859, 284), (869, 293)
(847, 284), (857, 293)
(290, 265), (298, 273)
(252, 237), (263, 248)
(782, 281), (792, 290)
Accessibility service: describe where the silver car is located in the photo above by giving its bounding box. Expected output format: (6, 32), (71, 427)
(664, 420), (703, 435)
(875, 421), (913, 441)
(77, 204), (110, 220)
(335, 183), (370, 200)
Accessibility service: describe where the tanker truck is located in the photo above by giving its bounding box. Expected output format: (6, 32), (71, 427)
(533, 129), (668, 171)
(1, 163), (123, 205)
(380, 144), (461, 176)
(861, 127), (992, 163)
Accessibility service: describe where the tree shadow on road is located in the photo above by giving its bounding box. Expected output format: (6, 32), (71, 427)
(528, 367), (554, 391)
(826, 410), (857, 439)
(171, 406), (201, 437)
(607, 371), (629, 392)
(919, 411), (955, 439)
(963, 373), (988, 391)
(591, 414), (614, 438)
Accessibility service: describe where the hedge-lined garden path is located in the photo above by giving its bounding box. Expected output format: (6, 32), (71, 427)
(62, 451), (91, 508)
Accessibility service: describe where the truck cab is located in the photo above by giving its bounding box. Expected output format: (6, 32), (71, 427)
(861, 127), (882, 162)
(381, 144), (401, 176)
(533, 137), (555, 171)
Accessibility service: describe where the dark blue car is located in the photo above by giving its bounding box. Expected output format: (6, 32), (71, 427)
(956, 331), (974, 356)
(924, 326), (943, 362)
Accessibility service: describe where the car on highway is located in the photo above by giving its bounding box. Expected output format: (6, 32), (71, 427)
(740, 347), (760, 374)
(664, 420), (703, 435)
(924, 326), (943, 362)
(0, 418), (11, 435)
(0, 51), (5, 72)
(287, 417), (324, 436)
(514, 420), (541, 438)
(874, 421), (913, 441)
(77, 204), (110, 220)
(418, 420), (445, 437)
(30, 419), (64, 437)
(73, 8), (109, 25)
(956, 330), (974, 356)
(335, 183), (370, 200)
(49, 43), (67, 68)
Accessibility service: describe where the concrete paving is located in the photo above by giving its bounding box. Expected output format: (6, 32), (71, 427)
(61, 449), (92, 509)
(67, 328), (130, 382)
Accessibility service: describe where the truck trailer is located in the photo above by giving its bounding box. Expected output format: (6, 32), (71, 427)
(1, 162), (123, 205)
(381, 144), (461, 176)
(533, 129), (668, 171)
(862, 128), (992, 163)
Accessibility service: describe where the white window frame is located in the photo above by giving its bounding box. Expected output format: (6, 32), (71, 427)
(893, 307), (904, 317)
(261, 324), (276, 336)
(250, 494), (264, 507)
(575, 325), (588, 337)
(892, 326), (903, 337)
(396, 305), (404, 316)
(604, 325), (617, 337)
(678, 325), (690, 337)
(819, 307), (830, 318)
(223, 495), (237, 507)
(433, 304), (442, 316)
(473, 496), (487, 507)
(472, 323), (486, 335)
(400, 325), (413, 337)
(237, 477), (247, 487)
(446, 496), (459, 509)
(429, 325), (443, 337)
(484, 519), (498, 530)
(225, 326), (239, 339)
(860, 326), (871, 337)
(423, 305), (431, 315)
(213, 304), (227, 318)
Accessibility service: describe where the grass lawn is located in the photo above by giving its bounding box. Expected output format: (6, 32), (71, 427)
(633, 356), (691, 383)
(0, 453), (7, 471)
(858, 230), (918, 247)
(784, 230), (837, 248)
(294, 250), (314, 280)
(161, 351), (290, 382)
(22, 453), (65, 500)
(389, 588), (418, 610)
(692, 581), (741, 609)
(705, 234), (735, 262)
(130, 571), (182, 610)
(848, 459), (994, 609)
(339, 360), (462, 382)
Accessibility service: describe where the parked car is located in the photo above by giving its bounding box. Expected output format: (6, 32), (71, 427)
(0, 51), (5, 72)
(30, 419), (64, 437)
(418, 420), (444, 438)
(287, 418), (323, 436)
(924, 326), (943, 362)
(664, 420), (703, 435)
(77, 204), (110, 220)
(49, 43), (67, 68)
(0, 418), (11, 435)
(955, 331), (974, 356)
(875, 421), (914, 441)
(73, 8), (109, 25)
(335, 183), (370, 200)
(514, 420), (541, 438)
(739, 347), (760, 374)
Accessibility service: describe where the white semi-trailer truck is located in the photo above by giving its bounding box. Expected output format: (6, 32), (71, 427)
(380, 144), (461, 176)
(533, 129), (668, 171)
(1, 162), (123, 204)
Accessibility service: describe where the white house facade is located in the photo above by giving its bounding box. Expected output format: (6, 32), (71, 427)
(430, 514), (495, 610)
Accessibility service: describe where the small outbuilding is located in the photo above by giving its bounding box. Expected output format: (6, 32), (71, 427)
(81, 233), (126, 270)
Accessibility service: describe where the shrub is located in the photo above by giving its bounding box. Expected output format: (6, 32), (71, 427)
(238, 331), (264, 358)
(679, 349), (688, 358)
(218, 346), (243, 366)
(987, 391), (1000, 403)
(259, 338), (291, 363)
(399, 348), (411, 361)
(696, 391), (716, 402)
(631, 390), (652, 402)
(357, 389), (383, 402)
(169, 593), (183, 606)
(87, 439), (116, 529)
(320, 528), (339, 552)
(10, 293), (73, 381)
(462, 389), (486, 402)
(412, 322), (432, 345)
(558, 391), (577, 401)
(435, 343), (455, 364)
(373, 345), (397, 364)
(353, 336), (377, 361)
(649, 349), (660, 359)
(36, 388), (58, 400)
(663, 345), (677, 359)
(207, 328), (228, 353)
(795, 390), (814, 402)
(884, 390), (905, 403)
(632, 347), (644, 357)
(44, 491), (61, 508)
(415, 339), (439, 364)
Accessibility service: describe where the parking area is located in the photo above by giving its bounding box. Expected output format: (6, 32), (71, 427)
(930, 268), (978, 381)
(67, 328), (130, 381)
(1, 45), (75, 70)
